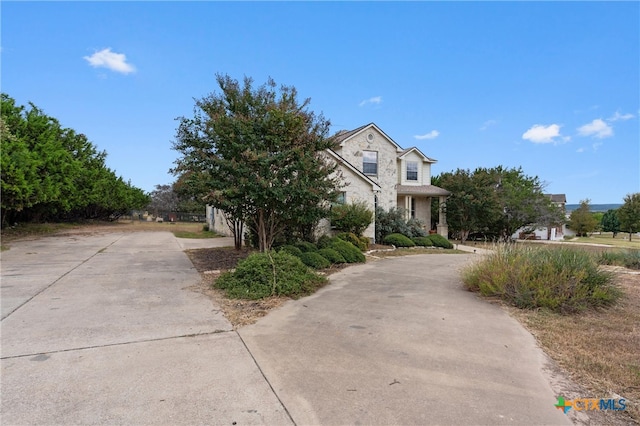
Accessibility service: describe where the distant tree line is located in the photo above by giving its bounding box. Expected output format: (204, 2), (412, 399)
(1, 94), (149, 226)
(570, 194), (640, 240)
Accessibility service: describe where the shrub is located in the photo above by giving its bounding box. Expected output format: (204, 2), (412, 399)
(330, 239), (366, 263)
(299, 252), (331, 269)
(214, 251), (326, 299)
(406, 218), (427, 238)
(330, 201), (373, 236)
(317, 235), (333, 249)
(412, 236), (433, 247)
(598, 249), (640, 270)
(463, 245), (620, 313)
(337, 232), (367, 251)
(279, 244), (303, 257)
(375, 207), (427, 242)
(359, 236), (370, 251)
(317, 248), (346, 264)
(428, 234), (453, 249)
(383, 233), (415, 247)
(294, 241), (317, 253)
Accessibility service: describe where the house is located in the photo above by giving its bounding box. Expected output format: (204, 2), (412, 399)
(512, 193), (573, 241)
(206, 122), (451, 243)
(324, 123), (450, 242)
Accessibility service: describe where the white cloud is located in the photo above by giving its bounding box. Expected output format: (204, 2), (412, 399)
(577, 119), (613, 138)
(358, 96), (382, 107)
(592, 142), (603, 151)
(84, 48), (136, 74)
(576, 147), (585, 153)
(608, 111), (634, 122)
(414, 130), (440, 140)
(522, 124), (563, 144)
(479, 119), (498, 131)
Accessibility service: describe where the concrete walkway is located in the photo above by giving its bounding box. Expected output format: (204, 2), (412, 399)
(1, 233), (570, 425)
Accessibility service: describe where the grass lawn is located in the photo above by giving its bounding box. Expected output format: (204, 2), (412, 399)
(566, 232), (640, 250)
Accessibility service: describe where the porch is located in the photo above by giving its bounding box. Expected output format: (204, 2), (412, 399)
(396, 184), (451, 238)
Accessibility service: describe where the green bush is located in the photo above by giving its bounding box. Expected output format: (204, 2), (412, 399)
(375, 207), (427, 242)
(463, 245), (620, 313)
(330, 201), (373, 236)
(299, 252), (331, 269)
(279, 244), (303, 257)
(317, 248), (346, 264)
(337, 232), (367, 251)
(294, 241), (317, 253)
(428, 234), (453, 249)
(317, 235), (333, 249)
(330, 239), (366, 263)
(412, 236), (434, 247)
(359, 236), (370, 251)
(214, 251), (326, 299)
(383, 233), (415, 247)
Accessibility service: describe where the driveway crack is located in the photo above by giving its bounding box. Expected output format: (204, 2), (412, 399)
(0, 329), (233, 360)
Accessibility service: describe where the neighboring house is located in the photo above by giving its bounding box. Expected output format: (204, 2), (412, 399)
(207, 122), (451, 243)
(511, 193), (573, 241)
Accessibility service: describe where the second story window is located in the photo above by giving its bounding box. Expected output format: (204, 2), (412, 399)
(363, 150), (378, 175)
(406, 161), (418, 181)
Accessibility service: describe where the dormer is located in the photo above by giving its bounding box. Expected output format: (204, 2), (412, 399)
(397, 147), (436, 186)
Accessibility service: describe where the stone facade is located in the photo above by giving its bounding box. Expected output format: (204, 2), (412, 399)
(207, 122), (451, 242)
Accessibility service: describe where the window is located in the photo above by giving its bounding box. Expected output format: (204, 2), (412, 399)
(363, 150), (378, 175)
(334, 192), (346, 205)
(406, 161), (418, 181)
(410, 197), (416, 219)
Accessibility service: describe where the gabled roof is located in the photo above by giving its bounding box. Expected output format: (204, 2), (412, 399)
(397, 147), (437, 163)
(333, 122), (403, 152)
(325, 149), (382, 191)
(546, 194), (567, 203)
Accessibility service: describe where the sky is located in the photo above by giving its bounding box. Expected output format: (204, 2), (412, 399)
(2, 1), (638, 204)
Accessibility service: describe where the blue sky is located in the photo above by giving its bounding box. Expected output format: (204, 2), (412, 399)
(2, 1), (638, 204)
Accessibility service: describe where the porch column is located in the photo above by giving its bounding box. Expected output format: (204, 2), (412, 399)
(437, 195), (449, 238)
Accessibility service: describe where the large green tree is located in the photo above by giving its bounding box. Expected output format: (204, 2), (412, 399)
(172, 75), (341, 251)
(568, 199), (598, 237)
(617, 193), (640, 241)
(436, 166), (558, 242)
(601, 209), (621, 238)
(1, 93), (149, 225)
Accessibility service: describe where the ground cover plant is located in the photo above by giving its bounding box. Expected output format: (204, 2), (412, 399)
(214, 251), (326, 299)
(463, 245), (620, 313)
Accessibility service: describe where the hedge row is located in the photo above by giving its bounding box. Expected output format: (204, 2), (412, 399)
(382, 233), (454, 249)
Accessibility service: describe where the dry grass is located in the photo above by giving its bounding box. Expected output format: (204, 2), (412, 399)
(509, 268), (640, 423)
(1, 220), (209, 244)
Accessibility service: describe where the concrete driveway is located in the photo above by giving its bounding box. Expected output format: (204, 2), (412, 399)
(239, 255), (570, 425)
(0, 232), (291, 425)
(1, 232), (570, 425)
